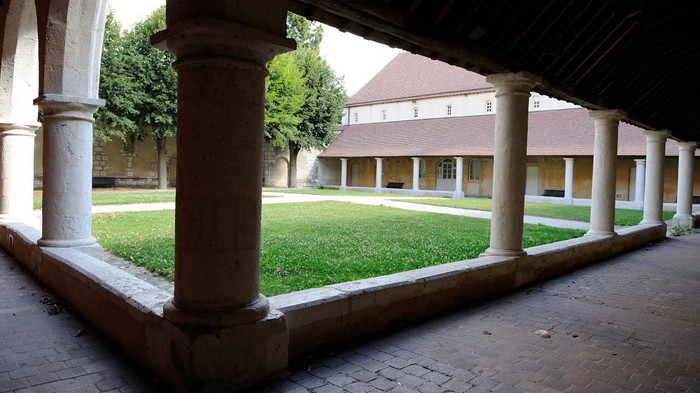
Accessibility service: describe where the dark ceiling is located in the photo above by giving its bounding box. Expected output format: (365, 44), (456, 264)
(288, 0), (700, 144)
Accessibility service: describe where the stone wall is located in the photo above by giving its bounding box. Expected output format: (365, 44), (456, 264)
(262, 141), (322, 188)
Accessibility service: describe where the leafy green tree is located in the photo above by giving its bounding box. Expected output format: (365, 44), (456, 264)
(264, 13), (347, 187)
(264, 53), (306, 147)
(95, 6), (176, 190)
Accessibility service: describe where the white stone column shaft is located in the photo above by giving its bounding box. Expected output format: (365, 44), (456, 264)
(633, 159), (646, 210)
(563, 157), (575, 205)
(375, 157), (383, 192)
(673, 141), (698, 225)
(0, 123), (38, 219)
(412, 157), (420, 195)
(453, 157), (464, 198)
(641, 130), (671, 225)
(35, 96), (104, 248)
(587, 110), (624, 236)
(340, 158), (348, 190)
(482, 73), (536, 257)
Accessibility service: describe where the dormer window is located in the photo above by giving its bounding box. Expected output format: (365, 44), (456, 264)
(485, 100), (492, 113)
(446, 105), (452, 116)
(413, 107), (419, 118)
(382, 110), (387, 121)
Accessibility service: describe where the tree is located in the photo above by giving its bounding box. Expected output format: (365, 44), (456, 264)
(264, 53), (306, 147)
(263, 13), (347, 187)
(95, 6), (176, 190)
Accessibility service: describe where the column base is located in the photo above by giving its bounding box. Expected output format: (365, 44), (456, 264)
(584, 230), (617, 237)
(670, 214), (693, 228)
(562, 198), (573, 205)
(164, 307), (288, 392)
(452, 191), (465, 199)
(37, 236), (100, 249)
(480, 247), (526, 258)
(374, 188), (382, 193)
(633, 201), (644, 210)
(411, 189), (419, 196)
(164, 294), (273, 327)
(339, 186), (347, 191)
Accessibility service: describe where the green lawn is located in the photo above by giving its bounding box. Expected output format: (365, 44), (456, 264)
(265, 188), (435, 197)
(93, 201), (585, 296)
(393, 198), (675, 226)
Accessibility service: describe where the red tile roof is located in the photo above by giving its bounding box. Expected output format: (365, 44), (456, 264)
(346, 53), (492, 107)
(320, 108), (689, 158)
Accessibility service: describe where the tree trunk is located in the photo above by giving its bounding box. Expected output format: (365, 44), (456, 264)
(288, 142), (300, 188)
(156, 137), (168, 190)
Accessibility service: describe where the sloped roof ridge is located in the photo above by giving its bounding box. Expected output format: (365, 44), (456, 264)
(346, 52), (492, 106)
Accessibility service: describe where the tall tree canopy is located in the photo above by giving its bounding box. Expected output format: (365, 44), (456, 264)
(264, 12), (347, 187)
(95, 6), (176, 189)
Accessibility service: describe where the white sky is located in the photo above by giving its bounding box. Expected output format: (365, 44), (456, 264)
(105, 0), (402, 96)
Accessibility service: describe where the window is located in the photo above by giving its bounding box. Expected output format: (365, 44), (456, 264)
(485, 100), (492, 112)
(533, 98), (540, 109)
(419, 159), (426, 179)
(446, 105), (452, 116)
(353, 112), (358, 123)
(468, 159), (480, 181)
(381, 110), (387, 121)
(438, 159), (456, 179)
(413, 107), (419, 118)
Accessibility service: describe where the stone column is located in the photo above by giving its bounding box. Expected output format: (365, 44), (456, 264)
(641, 130), (671, 225)
(673, 141), (698, 226)
(151, 2), (295, 388)
(586, 110), (624, 236)
(340, 158), (348, 190)
(633, 158), (646, 209)
(453, 157), (465, 198)
(375, 157), (383, 192)
(482, 73), (536, 257)
(0, 123), (38, 219)
(563, 157), (575, 205)
(35, 95), (104, 249)
(412, 157), (420, 195)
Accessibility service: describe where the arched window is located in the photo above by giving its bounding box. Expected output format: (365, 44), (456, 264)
(413, 107), (419, 118)
(468, 158), (480, 181)
(437, 158), (456, 179)
(382, 110), (387, 120)
(485, 100), (492, 112)
(446, 105), (452, 116)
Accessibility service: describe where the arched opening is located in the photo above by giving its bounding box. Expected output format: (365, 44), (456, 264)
(273, 157), (289, 187)
(436, 158), (456, 191)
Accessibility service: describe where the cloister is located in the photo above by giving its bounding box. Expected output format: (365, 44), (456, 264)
(1, 0), (699, 391)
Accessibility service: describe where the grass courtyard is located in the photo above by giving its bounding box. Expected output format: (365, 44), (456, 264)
(92, 201), (586, 296)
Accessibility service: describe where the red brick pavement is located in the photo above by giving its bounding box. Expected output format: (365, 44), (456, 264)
(0, 251), (167, 393)
(2, 232), (700, 392)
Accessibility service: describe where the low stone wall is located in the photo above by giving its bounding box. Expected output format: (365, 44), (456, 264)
(269, 224), (667, 357)
(0, 216), (683, 389)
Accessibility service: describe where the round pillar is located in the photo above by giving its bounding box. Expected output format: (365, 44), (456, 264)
(482, 73), (535, 257)
(453, 157), (464, 198)
(0, 123), (38, 219)
(35, 95), (103, 248)
(375, 157), (383, 192)
(563, 157), (575, 205)
(412, 157), (420, 195)
(586, 110), (624, 236)
(633, 159), (646, 210)
(641, 130), (671, 225)
(340, 158), (348, 190)
(673, 141), (698, 226)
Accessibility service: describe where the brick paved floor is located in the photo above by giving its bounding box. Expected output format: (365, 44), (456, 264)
(0, 251), (168, 392)
(255, 232), (700, 393)
(2, 233), (699, 392)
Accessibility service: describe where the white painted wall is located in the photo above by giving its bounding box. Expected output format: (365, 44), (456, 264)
(345, 92), (578, 125)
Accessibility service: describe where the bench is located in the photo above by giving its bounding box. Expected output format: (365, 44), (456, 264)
(543, 189), (565, 197)
(386, 182), (404, 189)
(92, 176), (116, 188)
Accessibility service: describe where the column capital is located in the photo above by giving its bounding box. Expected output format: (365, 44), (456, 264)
(643, 129), (672, 142)
(454, 156), (464, 161)
(563, 157), (575, 163)
(486, 72), (539, 95)
(151, 16), (296, 66)
(634, 158), (646, 165)
(375, 157), (383, 162)
(340, 157), (348, 162)
(678, 141), (699, 151)
(0, 122), (40, 136)
(34, 94), (104, 122)
(411, 157), (421, 161)
(588, 109), (626, 122)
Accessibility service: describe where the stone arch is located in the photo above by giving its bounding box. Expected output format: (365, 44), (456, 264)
(34, 0), (107, 98)
(0, 0), (39, 123)
(273, 157), (289, 187)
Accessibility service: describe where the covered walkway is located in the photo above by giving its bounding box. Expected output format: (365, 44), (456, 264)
(2, 231), (698, 392)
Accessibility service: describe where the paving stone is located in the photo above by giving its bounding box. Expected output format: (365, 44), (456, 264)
(369, 376), (399, 391)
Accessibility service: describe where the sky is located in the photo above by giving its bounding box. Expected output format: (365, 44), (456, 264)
(105, 0), (402, 96)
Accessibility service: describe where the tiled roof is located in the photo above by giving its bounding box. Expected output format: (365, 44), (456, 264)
(320, 108), (690, 158)
(346, 53), (492, 107)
